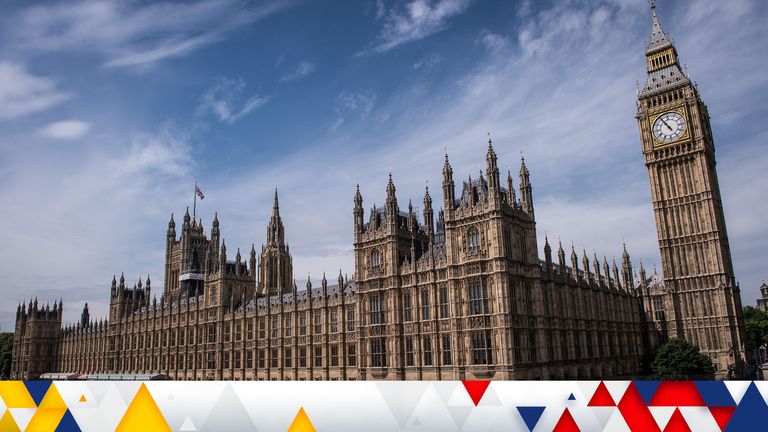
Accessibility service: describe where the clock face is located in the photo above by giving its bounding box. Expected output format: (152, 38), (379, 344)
(652, 111), (686, 143)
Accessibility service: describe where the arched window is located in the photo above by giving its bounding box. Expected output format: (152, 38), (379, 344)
(371, 250), (381, 268)
(467, 227), (480, 250)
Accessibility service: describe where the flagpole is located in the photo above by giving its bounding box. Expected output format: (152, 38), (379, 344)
(193, 180), (197, 221)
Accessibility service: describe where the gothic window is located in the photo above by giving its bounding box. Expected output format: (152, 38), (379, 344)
(207, 324), (217, 343)
(331, 345), (339, 367)
(223, 323), (231, 342)
(299, 347), (307, 367)
(284, 348), (292, 368)
(314, 347), (322, 367)
(259, 318), (265, 338)
(330, 309), (339, 333)
(420, 290), (431, 320)
(423, 337), (433, 366)
(223, 352), (230, 369)
(348, 344), (357, 367)
(405, 337), (414, 366)
(442, 335), (452, 365)
(235, 352), (241, 369)
(299, 313), (307, 335)
(439, 287), (449, 318)
(403, 293), (413, 321)
(369, 293), (385, 324)
(346, 308), (355, 331)
(370, 249), (382, 269)
(472, 331), (493, 365)
(235, 324), (242, 341)
(207, 352), (216, 369)
(246, 351), (253, 368)
(247, 320), (254, 340)
(284, 316), (292, 337)
(370, 337), (387, 367)
(467, 227), (480, 252)
(469, 279), (489, 315)
(314, 312), (322, 333)
(270, 348), (278, 368)
(271, 316), (279, 338)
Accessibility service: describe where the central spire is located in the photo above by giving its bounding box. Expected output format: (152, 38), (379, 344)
(272, 188), (280, 219)
(646, 0), (671, 53)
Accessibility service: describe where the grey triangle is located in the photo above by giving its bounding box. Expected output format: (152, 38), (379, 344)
(84, 382), (110, 405)
(201, 384), (256, 432)
(447, 405), (473, 429)
(116, 382), (142, 405)
(591, 407), (615, 429)
(180, 416), (197, 431)
(168, 393), (175, 400)
(412, 417), (421, 426)
(480, 386), (501, 406)
(376, 381), (430, 429)
(431, 382), (460, 404)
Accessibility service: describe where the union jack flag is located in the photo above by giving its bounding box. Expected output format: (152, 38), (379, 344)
(195, 184), (205, 200)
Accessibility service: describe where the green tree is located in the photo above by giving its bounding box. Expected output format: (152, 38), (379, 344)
(0, 333), (12, 380)
(651, 338), (715, 379)
(743, 306), (768, 351)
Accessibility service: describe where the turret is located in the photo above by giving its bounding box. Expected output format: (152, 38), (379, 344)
(167, 213), (176, 241)
(442, 154), (456, 211)
(338, 270), (345, 293)
(593, 253), (602, 282)
(183, 207), (191, 229)
(250, 244), (257, 279)
(638, 260), (647, 287)
(570, 244), (580, 281)
(612, 259), (622, 291)
(354, 184), (364, 231)
(519, 157), (534, 219)
(235, 248), (242, 275)
(111, 275), (117, 297)
(506, 170), (517, 208)
(486, 138), (500, 195)
(220, 240), (227, 271)
(423, 185), (434, 241)
(582, 250), (591, 283)
(322, 273), (328, 298)
(557, 241), (566, 271)
(543, 236), (553, 273)
(385, 173), (398, 222)
(211, 212), (220, 246)
(621, 243), (634, 289)
(80, 303), (89, 327)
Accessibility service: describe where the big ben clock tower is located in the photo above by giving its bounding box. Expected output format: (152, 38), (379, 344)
(636, 1), (746, 377)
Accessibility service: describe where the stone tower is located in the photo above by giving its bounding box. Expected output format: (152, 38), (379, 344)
(257, 189), (293, 296)
(635, 1), (746, 377)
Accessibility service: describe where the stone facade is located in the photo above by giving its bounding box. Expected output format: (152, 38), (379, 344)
(11, 4), (747, 380)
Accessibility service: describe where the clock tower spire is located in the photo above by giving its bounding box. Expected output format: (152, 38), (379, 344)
(636, 1), (746, 378)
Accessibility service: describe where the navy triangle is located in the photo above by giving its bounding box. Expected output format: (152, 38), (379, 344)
(695, 381), (736, 407)
(568, 393), (576, 401)
(55, 409), (82, 432)
(633, 380), (660, 405)
(725, 382), (768, 432)
(24, 380), (52, 405)
(517, 406), (546, 431)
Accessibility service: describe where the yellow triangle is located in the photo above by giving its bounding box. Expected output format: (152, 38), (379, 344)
(79, 395), (87, 403)
(26, 407), (67, 432)
(38, 384), (67, 409)
(0, 382), (36, 408)
(0, 410), (21, 432)
(116, 383), (171, 432)
(287, 407), (316, 432)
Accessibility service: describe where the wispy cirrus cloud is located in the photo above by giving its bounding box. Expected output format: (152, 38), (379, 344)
(330, 90), (377, 131)
(41, 120), (91, 139)
(0, 62), (71, 119)
(279, 61), (316, 82)
(360, 0), (472, 55)
(5, 0), (294, 68)
(198, 77), (272, 124)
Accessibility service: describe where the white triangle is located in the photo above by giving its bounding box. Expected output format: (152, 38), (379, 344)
(603, 381), (630, 404)
(0, 394), (6, 412)
(431, 382), (460, 405)
(478, 385), (501, 406)
(602, 408), (631, 432)
(375, 381), (430, 428)
(680, 407), (720, 432)
(754, 381), (768, 406)
(8, 408), (36, 431)
(590, 406), (615, 429)
(576, 381), (600, 404)
(446, 405), (472, 429)
(649, 406), (676, 430)
(724, 381), (751, 405)
(446, 385), (473, 406)
(180, 416), (197, 431)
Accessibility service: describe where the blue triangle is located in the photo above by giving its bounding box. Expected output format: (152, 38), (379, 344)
(517, 406), (546, 432)
(725, 382), (768, 432)
(633, 380), (661, 405)
(695, 381), (736, 407)
(55, 409), (82, 432)
(24, 380), (52, 406)
(568, 393), (576, 401)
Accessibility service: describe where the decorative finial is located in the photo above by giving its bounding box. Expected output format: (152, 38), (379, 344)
(648, 0), (656, 10)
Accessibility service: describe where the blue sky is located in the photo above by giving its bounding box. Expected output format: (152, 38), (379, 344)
(0, 0), (766, 329)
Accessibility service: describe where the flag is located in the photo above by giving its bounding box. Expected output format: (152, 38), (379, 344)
(195, 184), (205, 200)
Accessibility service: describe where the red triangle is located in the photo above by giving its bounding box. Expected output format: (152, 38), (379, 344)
(461, 380), (491, 406)
(588, 381), (616, 407)
(663, 408), (692, 432)
(617, 382), (661, 432)
(553, 407), (580, 432)
(650, 382), (705, 406)
(708, 406), (736, 432)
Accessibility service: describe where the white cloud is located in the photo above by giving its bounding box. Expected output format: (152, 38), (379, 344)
(41, 120), (91, 139)
(477, 30), (507, 53)
(413, 53), (441, 70)
(198, 77), (271, 124)
(280, 61), (316, 82)
(0, 62), (71, 119)
(6, 0), (293, 68)
(360, 0), (471, 55)
(330, 90), (377, 131)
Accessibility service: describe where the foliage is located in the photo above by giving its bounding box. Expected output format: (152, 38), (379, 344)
(0, 333), (12, 380)
(650, 338), (715, 379)
(743, 306), (768, 350)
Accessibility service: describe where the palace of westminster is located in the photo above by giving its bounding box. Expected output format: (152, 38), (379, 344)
(11, 4), (749, 380)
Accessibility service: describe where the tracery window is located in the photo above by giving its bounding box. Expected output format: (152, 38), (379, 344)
(370, 249), (382, 268)
(467, 227), (480, 251)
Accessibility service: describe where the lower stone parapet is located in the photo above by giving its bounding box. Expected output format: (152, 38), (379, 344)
(0, 380), (766, 431)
